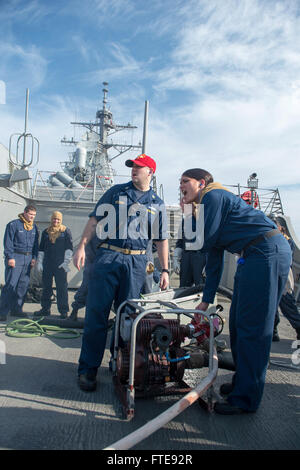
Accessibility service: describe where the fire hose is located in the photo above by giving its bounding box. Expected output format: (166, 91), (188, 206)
(104, 302), (222, 450)
(104, 345), (218, 450)
(4, 317), (80, 339)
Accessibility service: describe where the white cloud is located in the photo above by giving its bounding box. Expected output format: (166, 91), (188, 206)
(0, 43), (48, 92)
(140, 0), (300, 237)
(79, 42), (147, 85)
(59, 0), (137, 26)
(0, 0), (50, 24)
(154, 0), (300, 99)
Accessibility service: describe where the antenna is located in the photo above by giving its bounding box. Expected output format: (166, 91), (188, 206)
(102, 81), (109, 110)
(9, 88), (40, 169)
(142, 100), (149, 154)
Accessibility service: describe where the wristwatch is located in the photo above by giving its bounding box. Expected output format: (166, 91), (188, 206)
(161, 268), (169, 274)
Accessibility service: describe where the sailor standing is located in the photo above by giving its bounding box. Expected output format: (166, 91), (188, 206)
(73, 154), (169, 392)
(34, 211), (73, 319)
(69, 240), (96, 321)
(180, 168), (291, 414)
(173, 199), (207, 287)
(0, 205), (39, 321)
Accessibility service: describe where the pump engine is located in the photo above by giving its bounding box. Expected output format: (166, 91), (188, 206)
(112, 302), (230, 419)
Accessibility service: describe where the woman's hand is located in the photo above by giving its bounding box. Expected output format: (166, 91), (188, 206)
(194, 301), (209, 322)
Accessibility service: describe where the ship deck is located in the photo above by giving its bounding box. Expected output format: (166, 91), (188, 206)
(0, 290), (299, 451)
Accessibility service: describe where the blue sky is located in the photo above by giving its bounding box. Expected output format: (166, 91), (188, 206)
(1, 0), (300, 236)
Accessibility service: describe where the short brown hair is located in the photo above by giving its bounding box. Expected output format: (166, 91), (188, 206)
(24, 204), (37, 213)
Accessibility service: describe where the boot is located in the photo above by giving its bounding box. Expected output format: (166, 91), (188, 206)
(272, 327), (280, 342)
(33, 308), (50, 318)
(69, 308), (78, 321)
(78, 372), (97, 392)
(11, 310), (27, 318)
(220, 382), (234, 395)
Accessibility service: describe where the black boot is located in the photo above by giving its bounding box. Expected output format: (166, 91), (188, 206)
(11, 310), (27, 318)
(272, 327), (280, 342)
(33, 308), (50, 318)
(220, 382), (234, 395)
(69, 309), (78, 321)
(78, 372), (97, 392)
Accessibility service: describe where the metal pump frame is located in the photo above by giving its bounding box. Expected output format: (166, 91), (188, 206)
(112, 297), (219, 420)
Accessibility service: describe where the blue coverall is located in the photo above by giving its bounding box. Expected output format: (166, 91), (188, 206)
(0, 219), (39, 315)
(39, 228), (73, 315)
(71, 241), (96, 313)
(274, 238), (300, 334)
(176, 217), (207, 287)
(199, 189), (291, 412)
(78, 181), (167, 376)
(140, 240), (161, 294)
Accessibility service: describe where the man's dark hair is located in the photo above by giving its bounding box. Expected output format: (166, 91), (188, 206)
(182, 168), (214, 186)
(24, 204), (37, 213)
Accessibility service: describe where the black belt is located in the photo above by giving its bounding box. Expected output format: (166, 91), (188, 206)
(241, 228), (280, 257)
(14, 251), (31, 256)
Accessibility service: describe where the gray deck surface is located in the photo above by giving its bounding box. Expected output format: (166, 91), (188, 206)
(0, 291), (299, 451)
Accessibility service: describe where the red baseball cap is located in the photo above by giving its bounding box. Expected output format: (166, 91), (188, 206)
(125, 154), (156, 173)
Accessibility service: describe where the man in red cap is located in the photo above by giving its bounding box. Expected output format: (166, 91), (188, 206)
(125, 153), (156, 172)
(73, 153), (169, 391)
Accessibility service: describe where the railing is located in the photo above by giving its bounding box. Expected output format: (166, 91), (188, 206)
(224, 183), (284, 215)
(30, 170), (115, 203)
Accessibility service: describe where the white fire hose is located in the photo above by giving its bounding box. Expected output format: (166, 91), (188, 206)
(103, 347), (218, 450)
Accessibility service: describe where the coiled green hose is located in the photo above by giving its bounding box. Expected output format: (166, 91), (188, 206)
(5, 317), (81, 339)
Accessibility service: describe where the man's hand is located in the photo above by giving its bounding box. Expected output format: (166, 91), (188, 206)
(159, 272), (169, 290)
(194, 301), (209, 323)
(30, 259), (36, 268)
(8, 259), (15, 268)
(73, 245), (85, 271)
(73, 216), (97, 271)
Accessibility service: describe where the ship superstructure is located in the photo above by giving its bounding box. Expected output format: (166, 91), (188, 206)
(0, 84), (183, 287)
(32, 82), (148, 203)
(0, 85), (299, 296)
(48, 82), (143, 195)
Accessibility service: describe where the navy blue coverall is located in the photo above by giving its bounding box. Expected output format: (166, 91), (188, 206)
(39, 228), (73, 315)
(140, 240), (161, 294)
(78, 181), (167, 376)
(71, 241), (96, 313)
(176, 217), (207, 287)
(199, 188), (291, 412)
(0, 219), (39, 316)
